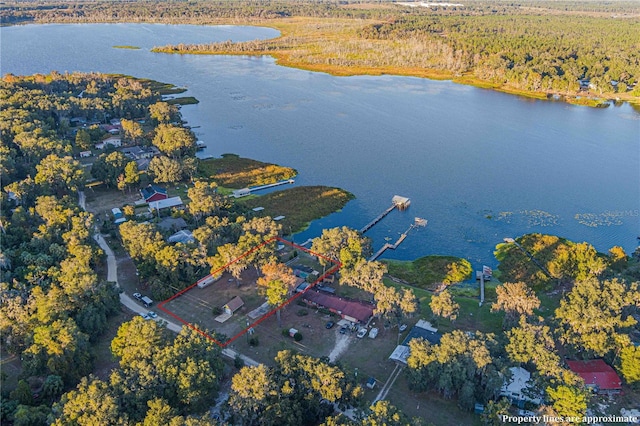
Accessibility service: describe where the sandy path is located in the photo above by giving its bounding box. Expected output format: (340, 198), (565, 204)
(328, 333), (351, 362)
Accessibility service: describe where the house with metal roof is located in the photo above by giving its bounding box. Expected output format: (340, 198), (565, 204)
(389, 320), (442, 364)
(302, 290), (374, 324)
(148, 196), (183, 213)
(141, 184), (168, 203)
(566, 359), (623, 395)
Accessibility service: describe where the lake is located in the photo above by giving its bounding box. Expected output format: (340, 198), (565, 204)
(2, 23), (639, 267)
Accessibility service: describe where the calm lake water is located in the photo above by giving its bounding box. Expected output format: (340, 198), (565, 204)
(2, 24), (639, 267)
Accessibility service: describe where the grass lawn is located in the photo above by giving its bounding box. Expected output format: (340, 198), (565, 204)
(384, 255), (472, 290)
(91, 310), (130, 381)
(238, 186), (354, 234)
(229, 300), (344, 366)
(197, 154), (297, 188)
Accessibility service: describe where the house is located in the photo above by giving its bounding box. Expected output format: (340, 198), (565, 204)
(148, 196), (183, 213)
(121, 146), (159, 160)
(95, 136), (122, 149)
(157, 217), (188, 232)
(499, 367), (542, 407)
(223, 296), (245, 315)
(79, 150), (92, 158)
(389, 320), (442, 364)
(302, 290), (375, 324)
(167, 230), (195, 244)
(141, 184), (168, 203)
(566, 359), (623, 395)
(103, 136), (122, 147)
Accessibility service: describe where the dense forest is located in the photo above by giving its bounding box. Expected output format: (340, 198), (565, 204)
(2, 0), (639, 103)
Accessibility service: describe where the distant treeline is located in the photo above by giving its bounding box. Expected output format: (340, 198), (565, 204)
(2, 0), (639, 100)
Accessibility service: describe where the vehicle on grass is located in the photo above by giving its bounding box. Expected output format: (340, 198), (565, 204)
(140, 313), (151, 320)
(357, 328), (367, 338)
(368, 328), (379, 339)
(133, 292), (141, 300)
(147, 311), (158, 319)
(325, 321), (335, 329)
(399, 324), (408, 332)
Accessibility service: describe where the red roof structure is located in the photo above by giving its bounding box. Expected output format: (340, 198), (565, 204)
(566, 359), (623, 394)
(302, 290), (374, 324)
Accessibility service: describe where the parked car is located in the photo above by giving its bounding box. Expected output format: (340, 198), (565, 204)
(140, 313), (151, 320)
(339, 326), (348, 334)
(147, 311), (158, 319)
(357, 328), (367, 338)
(399, 324), (408, 332)
(133, 292), (142, 300)
(325, 321), (335, 329)
(368, 328), (379, 339)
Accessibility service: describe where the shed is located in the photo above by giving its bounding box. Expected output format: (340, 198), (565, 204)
(223, 296), (245, 315)
(111, 208), (123, 219)
(366, 377), (376, 389)
(79, 150), (92, 158)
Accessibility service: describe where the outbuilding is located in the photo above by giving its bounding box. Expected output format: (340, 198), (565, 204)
(223, 296), (245, 315)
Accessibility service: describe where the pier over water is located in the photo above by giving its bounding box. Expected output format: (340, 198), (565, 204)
(360, 195), (411, 234)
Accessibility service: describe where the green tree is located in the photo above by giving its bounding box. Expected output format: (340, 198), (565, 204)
(545, 385), (589, 419)
(257, 262), (297, 325)
(187, 181), (226, 222)
(555, 278), (639, 357)
(311, 226), (370, 270)
(74, 129), (92, 151)
(34, 154), (84, 194)
(152, 124), (196, 159)
(430, 289), (459, 322)
(491, 282), (540, 327)
(124, 161), (140, 190)
(12, 405), (51, 426)
(120, 118), (143, 144)
(619, 345), (640, 384)
(148, 155), (183, 184)
(91, 151), (128, 187)
(481, 398), (511, 426)
(52, 376), (128, 426)
(10, 380), (33, 406)
(149, 101), (178, 124)
(22, 318), (93, 384)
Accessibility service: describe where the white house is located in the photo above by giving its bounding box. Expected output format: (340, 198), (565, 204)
(148, 196), (184, 213)
(96, 136), (122, 150)
(499, 367), (542, 407)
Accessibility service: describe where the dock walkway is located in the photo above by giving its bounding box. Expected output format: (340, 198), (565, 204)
(368, 229), (409, 261)
(249, 179), (295, 193)
(360, 205), (396, 234)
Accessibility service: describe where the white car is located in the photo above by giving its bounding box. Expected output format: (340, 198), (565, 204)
(133, 292), (142, 300)
(147, 311), (158, 319)
(140, 313), (151, 320)
(357, 328), (367, 338)
(399, 324), (408, 332)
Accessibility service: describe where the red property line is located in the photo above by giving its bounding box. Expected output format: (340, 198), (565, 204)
(157, 236), (341, 348)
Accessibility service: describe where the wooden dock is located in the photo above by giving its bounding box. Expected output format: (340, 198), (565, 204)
(248, 179), (295, 193)
(360, 195), (411, 234)
(368, 227), (410, 261)
(360, 205), (396, 234)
